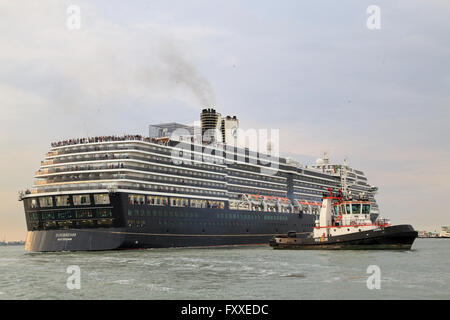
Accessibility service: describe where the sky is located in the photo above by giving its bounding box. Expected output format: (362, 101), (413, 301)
(0, 0), (449, 240)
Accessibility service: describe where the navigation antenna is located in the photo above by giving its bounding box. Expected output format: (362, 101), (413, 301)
(341, 164), (349, 197)
(340, 157), (358, 199)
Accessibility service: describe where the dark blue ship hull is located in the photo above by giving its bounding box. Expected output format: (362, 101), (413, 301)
(23, 192), (316, 252)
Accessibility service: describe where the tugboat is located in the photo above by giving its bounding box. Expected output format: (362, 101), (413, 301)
(270, 188), (418, 250)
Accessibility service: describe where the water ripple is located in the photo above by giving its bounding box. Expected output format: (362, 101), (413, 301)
(0, 239), (449, 299)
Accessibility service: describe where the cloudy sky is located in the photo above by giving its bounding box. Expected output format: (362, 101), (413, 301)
(0, 0), (449, 240)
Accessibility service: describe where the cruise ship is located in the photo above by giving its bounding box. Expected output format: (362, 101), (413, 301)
(19, 108), (380, 252)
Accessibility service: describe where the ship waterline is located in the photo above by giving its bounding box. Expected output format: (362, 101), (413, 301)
(20, 109), (379, 252)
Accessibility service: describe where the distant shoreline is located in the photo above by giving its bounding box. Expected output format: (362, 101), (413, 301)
(417, 237), (450, 239)
(0, 242), (25, 246)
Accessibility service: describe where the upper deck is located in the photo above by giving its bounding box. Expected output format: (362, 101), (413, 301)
(21, 134), (378, 215)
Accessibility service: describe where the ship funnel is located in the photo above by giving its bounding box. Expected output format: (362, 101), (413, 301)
(200, 108), (222, 143)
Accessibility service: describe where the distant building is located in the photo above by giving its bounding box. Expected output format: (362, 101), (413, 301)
(418, 230), (427, 238)
(439, 226), (450, 238)
(418, 230), (440, 238)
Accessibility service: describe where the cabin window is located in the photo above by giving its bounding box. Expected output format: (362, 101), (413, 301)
(73, 195), (91, 206)
(25, 198), (39, 209)
(29, 212), (39, 221)
(345, 204), (351, 214)
(170, 197), (189, 207)
(56, 195), (70, 207)
(362, 204), (371, 214)
(351, 203), (361, 214)
(333, 206), (339, 215)
(128, 194), (137, 205)
(208, 201), (224, 209)
(76, 210), (93, 219)
(58, 220), (72, 229)
(94, 194), (110, 205)
(42, 212), (55, 220)
(97, 209), (112, 218)
(30, 198), (38, 209)
(191, 199), (207, 208)
(43, 221), (57, 229)
(137, 195), (145, 205)
(148, 196), (168, 206)
(57, 211), (74, 220)
(39, 196), (53, 208)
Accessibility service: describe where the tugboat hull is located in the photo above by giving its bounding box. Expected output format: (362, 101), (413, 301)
(270, 224), (418, 250)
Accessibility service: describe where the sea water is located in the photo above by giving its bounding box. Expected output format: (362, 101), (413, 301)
(0, 239), (448, 299)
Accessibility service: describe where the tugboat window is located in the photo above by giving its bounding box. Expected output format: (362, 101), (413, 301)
(362, 204), (371, 214)
(333, 206), (339, 215)
(351, 203), (361, 214)
(345, 204), (351, 214)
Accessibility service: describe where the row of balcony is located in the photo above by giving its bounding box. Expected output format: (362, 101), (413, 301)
(35, 173), (227, 191)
